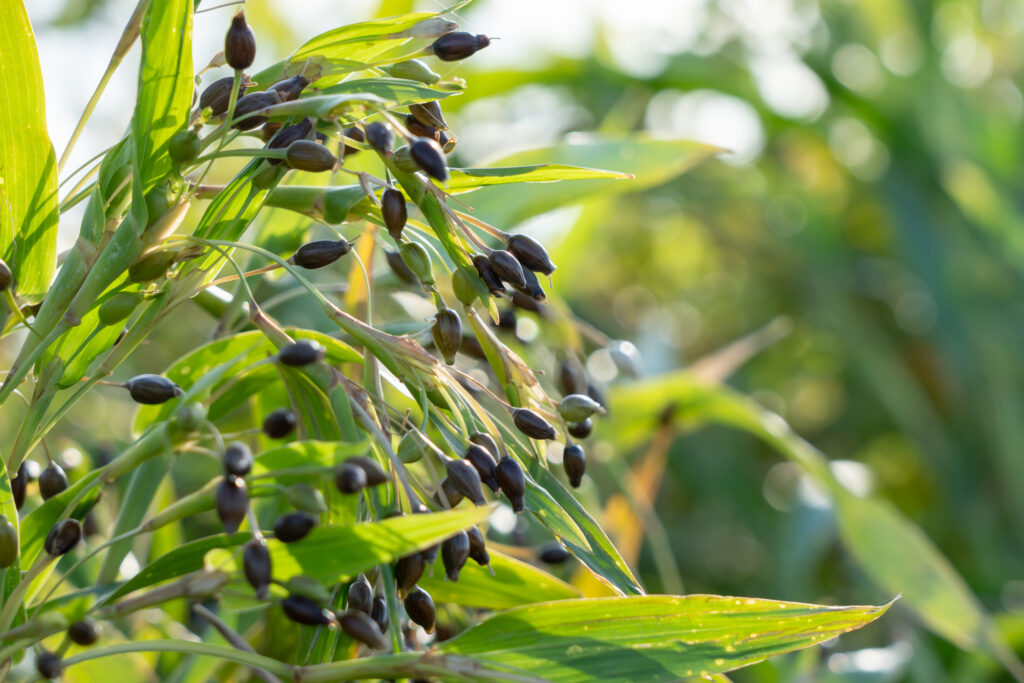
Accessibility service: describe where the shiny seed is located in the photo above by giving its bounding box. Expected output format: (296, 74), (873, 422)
(277, 340), (326, 367)
(11, 463), (26, 510)
(232, 91), (281, 131)
(496, 455), (526, 513)
(466, 526), (490, 566)
(557, 393), (607, 422)
(243, 539), (272, 594)
(345, 455), (390, 486)
(371, 595), (389, 633)
(285, 140), (338, 172)
(568, 418), (593, 439)
(268, 75), (310, 102)
(44, 519), (81, 556)
(403, 586), (436, 633)
(282, 595), (336, 627)
(410, 101), (448, 130)
(507, 234), (556, 275)
(68, 618), (101, 646)
(432, 308), (462, 365)
(562, 443), (586, 488)
(472, 255), (505, 295)
(487, 250), (527, 289)
(381, 188), (408, 240)
(441, 530), (470, 582)
(36, 651), (62, 679)
(225, 9), (256, 70)
(409, 137), (448, 181)
(431, 32), (491, 61)
(464, 444), (499, 493)
(216, 475), (248, 534)
(124, 374), (184, 405)
(394, 552), (425, 594)
(445, 458), (486, 505)
(38, 461), (68, 500)
(262, 408), (297, 439)
(513, 408), (556, 440)
(266, 117), (314, 165)
(199, 75), (248, 116)
(273, 511), (317, 543)
(347, 574), (373, 614)
(469, 432), (499, 458)
(339, 609), (389, 649)
(365, 121), (394, 156)
(538, 542), (572, 565)
(335, 463), (367, 494)
(222, 442), (253, 477)
(290, 239), (352, 269)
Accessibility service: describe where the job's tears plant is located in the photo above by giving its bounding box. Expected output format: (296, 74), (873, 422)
(0, 0), (943, 680)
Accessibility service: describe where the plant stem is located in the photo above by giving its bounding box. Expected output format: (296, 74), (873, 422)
(61, 640), (294, 678)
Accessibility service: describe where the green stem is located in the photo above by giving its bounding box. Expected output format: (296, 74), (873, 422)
(0, 555), (52, 636)
(61, 640), (294, 678)
(191, 148), (286, 166)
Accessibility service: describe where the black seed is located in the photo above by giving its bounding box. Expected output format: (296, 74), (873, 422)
(285, 140), (338, 172)
(38, 461), (68, 500)
(472, 255), (505, 295)
(371, 595), (389, 634)
(44, 519), (81, 556)
(394, 552), (425, 594)
(437, 477), (463, 508)
(404, 587), (435, 633)
(559, 360), (587, 395)
(124, 374), (184, 405)
(345, 455), (390, 486)
(513, 267), (546, 302)
(459, 335), (486, 361)
(431, 32), (491, 61)
(232, 91), (281, 131)
(538, 542), (572, 565)
(513, 408), (556, 440)
(488, 250), (527, 289)
(563, 444), (586, 488)
(348, 574), (373, 614)
(216, 475), (248, 534)
(507, 234), (556, 275)
(82, 511), (100, 537)
(464, 444), (499, 493)
(243, 539), (272, 594)
(36, 651), (62, 679)
(225, 9), (256, 70)
(409, 137), (448, 182)
(342, 126), (364, 156)
(199, 75), (249, 116)
(365, 121), (394, 156)
(339, 609), (389, 649)
(11, 463), (26, 510)
(0, 260), (11, 292)
(386, 250), (417, 284)
(274, 511), (317, 543)
(510, 290), (542, 312)
(290, 239), (352, 269)
(0, 516), (17, 568)
(568, 418), (593, 439)
(335, 463), (367, 494)
(381, 188), (408, 240)
(268, 75), (310, 102)
(404, 113), (438, 140)
(496, 456), (526, 513)
(263, 408), (297, 439)
(282, 595), (336, 626)
(278, 340), (326, 367)
(432, 308), (462, 365)
(445, 459), (486, 505)
(466, 526), (490, 566)
(223, 442), (253, 477)
(441, 530), (469, 582)
(68, 618), (101, 646)
(469, 432), (499, 458)
(266, 117), (314, 165)
(410, 101), (448, 130)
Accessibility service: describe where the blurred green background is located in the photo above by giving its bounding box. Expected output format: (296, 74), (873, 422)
(19, 0), (1024, 680)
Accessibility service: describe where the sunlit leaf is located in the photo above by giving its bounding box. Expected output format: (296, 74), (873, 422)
(446, 164), (632, 192)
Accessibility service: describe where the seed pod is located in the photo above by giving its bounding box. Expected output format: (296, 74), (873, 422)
(507, 234), (556, 275)
(563, 444), (586, 488)
(392, 145), (419, 172)
(216, 475), (248, 534)
(365, 121), (394, 156)
(403, 114), (438, 140)
(558, 393), (606, 423)
(11, 463), (26, 510)
(225, 9), (256, 70)
(0, 516), (17, 568)
(459, 335), (486, 361)
(513, 267), (546, 301)
(168, 128), (202, 164)
(452, 269), (477, 306)
(348, 575), (373, 614)
(386, 250), (417, 284)
(98, 291), (143, 326)
(346, 456), (390, 486)
(285, 140), (338, 172)
(269, 75), (310, 102)
(445, 459), (486, 505)
(36, 651), (62, 679)
(274, 511), (317, 543)
(464, 444), (499, 493)
(397, 429), (430, 464)
(409, 137), (448, 182)
(124, 374), (184, 405)
(538, 542), (572, 565)
(441, 530), (469, 582)
(371, 595), (389, 633)
(431, 32), (491, 61)
(487, 250), (527, 289)
(44, 519), (81, 556)
(394, 552), (425, 594)
(496, 456), (526, 513)
(0, 260), (10, 292)
(222, 442), (253, 477)
(282, 595), (336, 627)
(568, 418), (593, 439)
(339, 609), (389, 649)
(252, 162), (286, 190)
(199, 75), (248, 116)
(472, 255), (505, 295)
(335, 462), (367, 494)
(382, 59), (440, 84)
(437, 477), (464, 508)
(403, 587), (435, 633)
(128, 249), (176, 282)
(466, 526), (490, 566)
(381, 188), (408, 241)
(469, 432), (499, 458)
(410, 101), (448, 130)
(432, 308), (462, 365)
(289, 239), (352, 269)
(232, 91), (281, 130)
(243, 539), (272, 593)
(263, 408), (297, 439)
(342, 126), (365, 156)
(513, 408), (556, 440)
(277, 340), (326, 367)
(266, 117), (314, 164)
(398, 241), (434, 286)
(38, 461), (68, 500)
(285, 483), (326, 513)
(68, 618), (101, 646)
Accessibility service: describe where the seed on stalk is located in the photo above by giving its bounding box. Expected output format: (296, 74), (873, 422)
(0, 516), (17, 568)
(608, 340), (643, 378)
(436, 478), (463, 508)
(289, 239), (352, 269)
(409, 137), (448, 182)
(452, 269), (477, 306)
(558, 394), (607, 423)
(409, 101), (448, 130)
(487, 250), (527, 289)
(339, 609), (389, 649)
(393, 145), (420, 172)
(464, 444), (499, 493)
(335, 462), (367, 494)
(383, 59), (441, 84)
(432, 308), (462, 365)
(222, 442), (253, 477)
(216, 475), (248, 534)
(568, 418), (593, 439)
(513, 267), (546, 302)
(0, 260), (10, 292)
(496, 456), (526, 513)
(472, 255), (505, 295)
(98, 292), (143, 326)
(277, 340), (326, 367)
(263, 408), (297, 439)
(243, 539), (272, 595)
(266, 117), (314, 165)
(510, 290), (542, 312)
(394, 552), (426, 594)
(268, 75), (310, 102)
(124, 374), (184, 405)
(371, 595), (389, 634)
(168, 128), (201, 165)
(365, 121), (394, 156)
(285, 140), (338, 172)
(513, 408), (556, 440)
(507, 234), (556, 275)
(274, 511), (317, 543)
(381, 188), (408, 240)
(282, 595), (336, 627)
(225, 9), (256, 70)
(345, 455), (390, 486)
(68, 618), (101, 646)
(386, 250), (417, 284)
(563, 444), (586, 488)
(232, 91), (281, 131)
(441, 530), (470, 581)
(38, 461), (68, 500)
(44, 519), (81, 556)
(466, 526), (490, 567)
(348, 574), (373, 614)
(404, 114), (438, 140)
(199, 76), (248, 116)
(342, 126), (365, 156)
(11, 463), (26, 510)
(128, 249), (177, 283)
(469, 432), (499, 458)
(431, 32), (491, 61)
(445, 459), (486, 505)
(403, 587), (435, 633)
(36, 651), (62, 679)
(398, 241), (434, 286)
(559, 360), (587, 395)
(459, 335), (486, 361)
(538, 542), (572, 565)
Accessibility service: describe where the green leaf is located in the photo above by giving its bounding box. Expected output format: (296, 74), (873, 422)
(317, 78), (454, 107)
(260, 93), (389, 121)
(419, 549), (579, 609)
(20, 470), (103, 565)
(446, 164), (633, 192)
(0, 0), (59, 300)
(251, 440), (370, 479)
(439, 595), (893, 682)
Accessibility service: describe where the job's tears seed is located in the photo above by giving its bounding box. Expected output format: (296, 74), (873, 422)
(277, 340), (326, 367)
(442, 530), (470, 581)
(466, 526), (490, 566)
(0, 516), (17, 568)
(44, 519), (81, 556)
(432, 308), (462, 365)
(36, 651), (62, 680)
(488, 250), (527, 289)
(269, 75), (310, 102)
(39, 461), (68, 500)
(507, 234), (556, 275)
(410, 101), (448, 130)
(232, 91), (281, 131)
(243, 539), (272, 594)
(464, 444), (499, 493)
(472, 255), (505, 295)
(538, 542), (572, 565)
(68, 618), (101, 646)
(404, 114), (438, 140)
(514, 267), (546, 302)
(558, 393), (606, 422)
(371, 595), (389, 633)
(266, 118), (314, 165)
(403, 586), (436, 633)
(365, 121), (394, 156)
(225, 9), (256, 70)
(348, 575), (373, 614)
(513, 408), (556, 440)
(216, 475), (248, 534)
(263, 408), (297, 438)
(386, 250), (417, 284)
(382, 188), (408, 240)
(124, 374), (184, 405)
(338, 610), (388, 649)
(274, 511), (317, 543)
(496, 455), (526, 513)
(285, 140), (338, 172)
(431, 32), (491, 61)
(290, 239), (352, 269)
(223, 442), (253, 477)
(11, 463), (26, 510)
(445, 458), (486, 505)
(409, 137), (449, 181)
(568, 418), (593, 439)
(335, 462), (367, 494)
(399, 241), (434, 286)
(395, 552), (425, 593)
(199, 75), (248, 115)
(283, 595), (336, 627)
(563, 443), (586, 488)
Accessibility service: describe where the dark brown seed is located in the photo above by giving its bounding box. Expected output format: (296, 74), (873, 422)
(466, 526), (490, 566)
(68, 618), (101, 646)
(225, 9), (256, 70)
(445, 459), (486, 505)
(563, 444), (586, 488)
(36, 651), (62, 679)
(124, 374), (184, 405)
(365, 121), (394, 156)
(348, 574), (373, 614)
(431, 32), (491, 61)
(11, 462), (26, 510)
(513, 267), (546, 302)
(494, 308), (517, 331)
(339, 609), (389, 649)
(263, 408), (297, 439)
(335, 463), (367, 494)
(472, 255), (505, 295)
(285, 140), (338, 172)
(404, 113), (438, 140)
(277, 340), (326, 367)
(469, 432), (499, 458)
(0, 516), (17, 568)
(223, 442), (253, 477)
(232, 91), (281, 131)
(243, 539), (272, 593)
(282, 595), (336, 626)
(342, 126), (364, 156)
(559, 360), (587, 395)
(82, 511), (99, 537)
(488, 250), (527, 289)
(381, 188), (408, 240)
(269, 75), (310, 102)
(538, 542), (572, 565)
(496, 456), (526, 513)
(216, 475), (248, 534)
(513, 408), (556, 440)
(441, 530), (469, 581)
(404, 586), (435, 633)
(44, 519), (81, 556)
(386, 250), (417, 284)
(371, 595), (389, 633)
(432, 308), (462, 365)
(266, 117), (314, 165)
(346, 456), (390, 486)
(290, 239), (352, 269)
(464, 444), (499, 493)
(420, 541), (439, 566)
(510, 290), (542, 312)
(394, 552), (425, 593)
(409, 137), (448, 182)
(410, 101), (447, 130)
(507, 234), (556, 275)
(568, 418), (593, 439)
(437, 478), (463, 508)
(199, 76), (249, 116)
(458, 335), (486, 361)
(38, 461), (68, 500)
(274, 511), (317, 543)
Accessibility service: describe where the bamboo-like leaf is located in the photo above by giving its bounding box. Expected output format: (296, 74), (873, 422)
(317, 78), (453, 107)
(251, 440), (371, 478)
(446, 164), (633, 192)
(419, 549), (580, 609)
